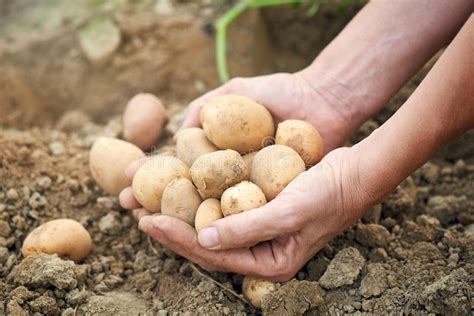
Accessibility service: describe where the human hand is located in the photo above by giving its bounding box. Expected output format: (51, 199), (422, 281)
(128, 146), (375, 281)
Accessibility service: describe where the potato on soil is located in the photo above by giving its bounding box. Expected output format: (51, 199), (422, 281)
(200, 94), (274, 153)
(161, 178), (202, 225)
(22, 219), (92, 262)
(190, 149), (247, 199)
(275, 119), (323, 166)
(123, 93), (168, 150)
(195, 198), (223, 232)
(250, 145), (305, 200)
(242, 276), (277, 309)
(176, 127), (218, 166)
(221, 181), (266, 217)
(89, 137), (145, 195)
(132, 155), (190, 213)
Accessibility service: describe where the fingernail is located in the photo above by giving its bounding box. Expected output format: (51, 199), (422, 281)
(198, 227), (220, 249)
(138, 218), (152, 232)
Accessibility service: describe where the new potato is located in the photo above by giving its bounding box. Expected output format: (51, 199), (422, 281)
(132, 156), (190, 212)
(176, 127), (218, 166)
(194, 198), (223, 232)
(89, 137), (145, 195)
(200, 94), (274, 153)
(242, 276), (277, 309)
(250, 145), (305, 200)
(22, 219), (92, 262)
(221, 181), (266, 216)
(161, 178), (202, 225)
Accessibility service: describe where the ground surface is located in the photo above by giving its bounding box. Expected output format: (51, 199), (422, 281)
(0, 1), (472, 315)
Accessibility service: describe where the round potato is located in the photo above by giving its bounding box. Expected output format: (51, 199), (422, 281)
(221, 181), (267, 217)
(190, 149), (247, 199)
(242, 276), (277, 309)
(275, 119), (323, 166)
(200, 94), (275, 153)
(195, 198), (223, 232)
(89, 137), (145, 195)
(176, 127), (218, 166)
(22, 219), (92, 262)
(123, 93), (168, 150)
(161, 178), (202, 225)
(250, 145), (305, 200)
(132, 156), (190, 213)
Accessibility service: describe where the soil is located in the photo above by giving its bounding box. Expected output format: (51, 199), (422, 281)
(0, 1), (472, 315)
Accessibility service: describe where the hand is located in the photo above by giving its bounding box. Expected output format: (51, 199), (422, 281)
(128, 147), (374, 281)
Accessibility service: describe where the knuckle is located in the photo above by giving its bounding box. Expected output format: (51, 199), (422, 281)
(226, 77), (244, 89)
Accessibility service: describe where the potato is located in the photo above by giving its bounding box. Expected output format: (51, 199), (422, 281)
(241, 151), (257, 180)
(221, 181), (266, 217)
(176, 127), (218, 166)
(22, 219), (92, 262)
(242, 276), (277, 309)
(250, 145), (305, 200)
(161, 178), (202, 225)
(200, 94), (275, 153)
(190, 149), (247, 198)
(275, 119), (324, 166)
(89, 137), (145, 195)
(123, 93), (168, 150)
(195, 198), (223, 232)
(132, 155), (190, 213)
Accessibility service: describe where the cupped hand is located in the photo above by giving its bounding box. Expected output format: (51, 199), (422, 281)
(123, 146), (375, 281)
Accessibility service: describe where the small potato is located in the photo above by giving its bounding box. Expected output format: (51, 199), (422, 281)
(221, 181), (266, 217)
(201, 94), (275, 153)
(190, 149), (247, 199)
(176, 127), (218, 166)
(242, 276), (277, 309)
(89, 137), (145, 195)
(195, 198), (223, 232)
(275, 119), (324, 166)
(123, 93), (168, 150)
(161, 178), (202, 225)
(132, 156), (190, 213)
(250, 145), (305, 200)
(22, 219), (92, 262)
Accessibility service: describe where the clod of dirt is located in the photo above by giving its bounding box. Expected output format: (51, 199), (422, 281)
(98, 213), (123, 235)
(426, 195), (469, 225)
(419, 161), (440, 183)
(8, 254), (77, 290)
(78, 291), (149, 315)
(319, 247), (365, 289)
(0, 220), (12, 237)
(362, 204), (382, 224)
(261, 280), (323, 315)
(56, 110), (91, 133)
(28, 295), (60, 315)
(359, 263), (388, 298)
(419, 268), (470, 315)
(355, 223), (391, 247)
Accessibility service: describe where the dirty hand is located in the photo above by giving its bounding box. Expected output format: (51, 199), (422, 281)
(132, 147), (373, 281)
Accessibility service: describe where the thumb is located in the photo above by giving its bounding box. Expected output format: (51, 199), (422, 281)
(197, 197), (303, 250)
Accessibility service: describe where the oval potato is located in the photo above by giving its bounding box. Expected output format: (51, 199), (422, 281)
(195, 198), (223, 232)
(200, 94), (274, 153)
(250, 145), (305, 200)
(123, 93), (168, 150)
(275, 119), (323, 166)
(242, 276), (277, 309)
(89, 137), (145, 195)
(161, 178), (202, 225)
(132, 156), (190, 212)
(221, 181), (266, 217)
(190, 149), (247, 199)
(176, 127), (218, 166)
(22, 219), (92, 262)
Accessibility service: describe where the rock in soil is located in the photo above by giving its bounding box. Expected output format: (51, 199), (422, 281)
(319, 247), (365, 289)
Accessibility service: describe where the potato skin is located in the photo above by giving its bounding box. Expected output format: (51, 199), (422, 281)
(161, 178), (202, 225)
(195, 198), (223, 232)
(176, 127), (218, 166)
(132, 156), (190, 213)
(89, 137), (145, 195)
(123, 93), (168, 150)
(221, 181), (267, 217)
(200, 94), (275, 153)
(22, 219), (92, 262)
(190, 149), (247, 199)
(275, 119), (323, 167)
(242, 276), (277, 309)
(250, 145), (305, 200)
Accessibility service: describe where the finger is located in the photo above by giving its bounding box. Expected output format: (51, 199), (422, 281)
(133, 208), (151, 221)
(119, 187), (141, 209)
(198, 197), (303, 250)
(125, 156), (152, 180)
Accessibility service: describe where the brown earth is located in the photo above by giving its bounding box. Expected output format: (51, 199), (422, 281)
(0, 1), (472, 315)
